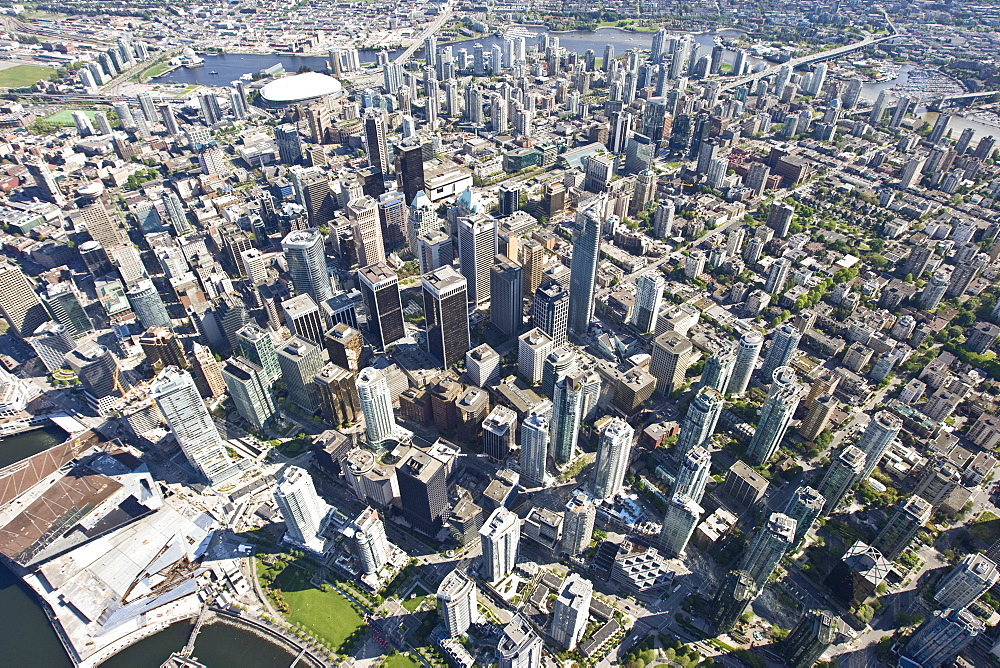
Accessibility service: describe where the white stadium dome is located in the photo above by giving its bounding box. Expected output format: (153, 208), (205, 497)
(259, 72), (343, 105)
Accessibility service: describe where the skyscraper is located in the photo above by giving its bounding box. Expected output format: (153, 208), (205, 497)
(650, 331), (694, 395)
(699, 341), (736, 394)
(483, 405), (517, 461)
(712, 570), (757, 633)
(397, 145), (426, 207)
(568, 197), (603, 336)
(550, 371), (585, 466)
(780, 610), (842, 668)
(0, 261), (50, 338)
(874, 495), (931, 560)
(282, 294), (325, 346)
(816, 445), (866, 514)
(480, 507), (520, 582)
(630, 272), (664, 334)
(934, 553), (999, 610)
(150, 366), (236, 485)
(726, 331), (764, 396)
(358, 262), (405, 349)
(276, 337), (323, 412)
(357, 366), (409, 448)
(746, 367), (802, 465)
(561, 491), (595, 556)
(784, 486), (825, 548)
(350, 506), (390, 574)
(490, 255), (523, 336)
(550, 573), (592, 650)
(593, 418), (634, 500)
(458, 215), (497, 308)
(765, 257), (792, 295)
(659, 492), (703, 557)
(520, 411), (549, 487)
(904, 608), (984, 668)
(126, 279), (171, 329)
(518, 328), (553, 385)
(222, 357), (278, 430)
(363, 110), (390, 175)
(41, 282), (93, 339)
(437, 569), (477, 638)
(274, 465), (331, 554)
(498, 615), (543, 668)
(532, 281), (570, 346)
(423, 266), (471, 367)
(541, 347), (578, 399)
(674, 446), (711, 504)
(739, 512), (797, 587)
(349, 195), (386, 268)
(396, 447), (449, 531)
(236, 323), (280, 384)
(675, 387), (724, 460)
(855, 411), (902, 479)
(760, 324), (801, 380)
(282, 228), (333, 306)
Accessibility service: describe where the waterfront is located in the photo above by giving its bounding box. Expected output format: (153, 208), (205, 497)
(0, 422), (66, 468)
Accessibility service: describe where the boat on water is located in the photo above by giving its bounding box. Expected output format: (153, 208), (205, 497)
(210, 70), (219, 74)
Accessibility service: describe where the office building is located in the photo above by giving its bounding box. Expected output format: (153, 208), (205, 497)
(483, 405), (517, 461)
(423, 266), (471, 367)
(799, 394), (836, 442)
(784, 486), (825, 548)
(659, 493), (703, 558)
(712, 570), (757, 633)
(856, 411), (902, 479)
(67, 342), (130, 415)
(222, 357), (278, 430)
(480, 507), (520, 582)
(561, 492), (595, 556)
(314, 363), (360, 426)
(491, 256), (523, 337)
(520, 412), (549, 487)
(466, 343), (500, 388)
(593, 418), (634, 500)
(397, 145), (426, 209)
(0, 261), (50, 338)
(675, 387), (724, 460)
(276, 337), (323, 411)
(282, 228), (333, 306)
(518, 328), (553, 385)
(935, 553), (999, 610)
(550, 573), (592, 650)
(904, 608), (984, 668)
(760, 324), (800, 380)
(550, 370), (585, 466)
(699, 341), (736, 393)
(874, 496), (931, 560)
(324, 322), (362, 375)
(458, 215), (497, 307)
(437, 569), (477, 638)
(781, 610), (841, 668)
(237, 323), (280, 384)
(363, 110), (389, 174)
(349, 196), (386, 268)
(816, 445), (866, 514)
(739, 512), (797, 588)
(358, 262), (405, 349)
(124, 279), (170, 329)
(498, 615), (543, 668)
(747, 366), (801, 465)
(533, 281), (570, 347)
(357, 366), (408, 449)
(674, 445), (711, 504)
(275, 466), (331, 554)
(418, 230), (453, 275)
(630, 272), (664, 333)
(150, 366), (235, 484)
(541, 347), (577, 399)
(396, 447), (449, 532)
(650, 331), (694, 395)
(726, 331), (764, 396)
(282, 294), (325, 346)
(568, 197), (603, 336)
(28, 321), (75, 372)
(913, 458), (963, 512)
(350, 506), (390, 575)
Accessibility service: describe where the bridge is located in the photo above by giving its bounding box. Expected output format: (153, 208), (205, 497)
(392, 1), (454, 65)
(927, 90), (1000, 111)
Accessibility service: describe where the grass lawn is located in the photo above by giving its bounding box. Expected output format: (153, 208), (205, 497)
(0, 64), (56, 88)
(383, 652), (421, 668)
(971, 511), (1000, 544)
(43, 109), (97, 127)
(269, 564), (365, 652)
(401, 584), (430, 612)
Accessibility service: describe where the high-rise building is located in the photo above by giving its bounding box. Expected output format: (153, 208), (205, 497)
(350, 506), (390, 574)
(67, 342), (130, 415)
(276, 337), (324, 411)
(274, 466), (331, 554)
(282, 294), (325, 346)
(920, 269), (950, 310)
(313, 363), (360, 426)
(222, 357), (278, 430)
(397, 145), (426, 207)
(659, 492), (703, 557)
(490, 255), (523, 337)
(480, 507), (520, 582)
(363, 110), (390, 175)
(726, 331), (764, 396)
(630, 272), (664, 334)
(766, 202), (795, 238)
(274, 124), (303, 165)
(816, 445), (866, 514)
(498, 614), (543, 668)
(856, 411), (902, 479)
(874, 496), (931, 560)
(349, 195), (386, 268)
(593, 418), (634, 500)
(437, 569), (477, 638)
(236, 323), (280, 384)
(458, 215), (497, 307)
(747, 367), (801, 465)
(765, 257), (792, 295)
(784, 486), (825, 548)
(126, 279), (171, 329)
(26, 159), (65, 205)
(466, 343), (500, 388)
(282, 228), (333, 306)
(28, 321), (76, 372)
(799, 393), (837, 442)
(935, 553), (999, 610)
(674, 445), (711, 504)
(518, 328), (553, 385)
(550, 371), (585, 466)
(550, 573), (592, 650)
(41, 282), (92, 339)
(650, 331), (694, 395)
(418, 230), (453, 275)
(568, 197), (603, 335)
(780, 610), (842, 668)
(150, 366), (236, 484)
(358, 262), (405, 349)
(712, 570), (757, 633)
(913, 457), (962, 512)
(520, 411), (549, 487)
(0, 261), (50, 338)
(675, 387), (724, 460)
(739, 512), (797, 588)
(422, 266), (471, 367)
(561, 491), (595, 556)
(289, 167), (335, 227)
(483, 405), (517, 462)
(533, 281), (570, 346)
(904, 608), (984, 668)
(357, 366), (408, 449)
(396, 446), (449, 531)
(699, 341), (736, 394)
(760, 324), (801, 380)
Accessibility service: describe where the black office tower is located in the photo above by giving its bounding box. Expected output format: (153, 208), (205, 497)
(422, 266), (471, 367)
(396, 448), (448, 532)
(357, 262), (405, 350)
(396, 144), (425, 207)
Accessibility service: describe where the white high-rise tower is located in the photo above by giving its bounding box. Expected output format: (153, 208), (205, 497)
(593, 418), (635, 500)
(274, 465), (331, 554)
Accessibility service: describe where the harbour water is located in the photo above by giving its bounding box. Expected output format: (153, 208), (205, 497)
(0, 422), (66, 468)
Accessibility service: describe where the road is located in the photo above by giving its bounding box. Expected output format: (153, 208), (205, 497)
(392, 3), (454, 65)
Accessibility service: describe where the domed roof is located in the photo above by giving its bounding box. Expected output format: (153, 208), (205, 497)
(260, 72), (343, 103)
